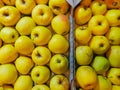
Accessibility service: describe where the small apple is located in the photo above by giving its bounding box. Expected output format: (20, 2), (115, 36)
(32, 4), (53, 26)
(32, 84), (50, 90)
(31, 26), (52, 46)
(15, 0), (36, 15)
(0, 27), (19, 44)
(32, 46), (51, 65)
(0, 0), (4, 8)
(2, 0), (15, 5)
(89, 36), (110, 55)
(74, 5), (92, 25)
(112, 85), (120, 90)
(105, 9), (120, 26)
(50, 75), (69, 90)
(80, 0), (92, 7)
(31, 66), (50, 84)
(51, 14), (70, 35)
(35, 0), (48, 4)
(49, 0), (69, 15)
(0, 6), (21, 26)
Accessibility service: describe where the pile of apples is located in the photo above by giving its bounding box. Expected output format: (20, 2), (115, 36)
(74, 0), (120, 90)
(0, 0), (71, 90)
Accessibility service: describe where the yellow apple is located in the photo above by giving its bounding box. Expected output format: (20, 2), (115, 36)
(16, 16), (36, 35)
(31, 66), (50, 84)
(15, 35), (35, 55)
(15, 0), (36, 15)
(0, 44), (18, 64)
(0, 27), (19, 44)
(48, 34), (69, 54)
(0, 64), (18, 85)
(76, 66), (98, 90)
(75, 26), (92, 45)
(14, 75), (33, 90)
(0, 0), (4, 8)
(112, 85), (120, 90)
(88, 15), (109, 35)
(89, 36), (110, 55)
(31, 26), (52, 45)
(32, 4), (53, 26)
(32, 46), (51, 65)
(50, 75), (69, 90)
(15, 56), (34, 74)
(74, 5), (92, 25)
(0, 6), (21, 26)
(35, 0), (48, 4)
(32, 84), (50, 90)
(49, 0), (69, 15)
(2, 0), (15, 5)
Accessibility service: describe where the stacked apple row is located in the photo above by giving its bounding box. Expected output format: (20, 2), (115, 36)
(74, 0), (120, 90)
(0, 0), (71, 90)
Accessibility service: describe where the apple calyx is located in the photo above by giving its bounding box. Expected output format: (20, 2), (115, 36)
(21, 0), (26, 4)
(3, 10), (9, 17)
(53, 6), (61, 11)
(79, 26), (87, 30)
(112, 2), (118, 6)
(36, 51), (41, 58)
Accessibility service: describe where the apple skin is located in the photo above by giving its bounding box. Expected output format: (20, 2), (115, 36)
(80, 0), (92, 7)
(2, 0), (15, 5)
(112, 85), (120, 90)
(50, 75), (69, 90)
(35, 0), (48, 4)
(0, 0), (4, 8)
(32, 84), (50, 90)
(32, 4), (53, 26)
(0, 6), (21, 26)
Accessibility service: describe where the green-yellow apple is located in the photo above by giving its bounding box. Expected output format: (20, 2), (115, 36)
(35, 0), (48, 4)
(91, 56), (110, 74)
(49, 0), (69, 15)
(51, 14), (70, 35)
(14, 75), (33, 90)
(32, 4), (53, 26)
(50, 75), (69, 90)
(15, 0), (36, 15)
(74, 5), (92, 25)
(2, 0), (15, 5)
(0, 27), (19, 43)
(105, 9), (120, 26)
(31, 26), (52, 45)
(75, 26), (92, 45)
(89, 36), (110, 55)
(90, 1), (107, 15)
(0, 0), (4, 8)
(112, 85), (120, 90)
(15, 56), (34, 74)
(76, 66), (98, 90)
(32, 46), (51, 65)
(76, 46), (93, 65)
(80, 0), (92, 7)
(0, 64), (18, 85)
(94, 75), (112, 90)
(32, 84), (50, 90)
(16, 16), (36, 35)
(107, 68), (120, 85)
(106, 46), (120, 67)
(31, 66), (50, 84)
(50, 54), (68, 74)
(15, 35), (35, 56)
(106, 27), (120, 45)
(0, 44), (18, 64)
(88, 15), (109, 35)
(48, 34), (69, 54)
(0, 6), (21, 26)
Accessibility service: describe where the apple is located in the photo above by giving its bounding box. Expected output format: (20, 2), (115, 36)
(31, 26), (52, 46)
(50, 75), (69, 90)
(32, 46), (51, 65)
(15, 35), (35, 56)
(48, 34), (69, 54)
(0, 64), (18, 85)
(15, 0), (36, 15)
(49, 0), (69, 15)
(50, 54), (68, 74)
(0, 44), (18, 64)
(90, 0), (107, 15)
(89, 36), (110, 55)
(112, 85), (120, 90)
(32, 84), (50, 90)
(105, 9), (120, 26)
(76, 66), (98, 90)
(74, 5), (92, 25)
(0, 6), (21, 26)
(88, 15), (109, 35)
(14, 75), (33, 90)
(31, 65), (50, 84)
(107, 68), (120, 85)
(76, 46), (93, 65)
(32, 4), (53, 26)
(2, 0), (15, 5)
(51, 14), (70, 35)
(35, 0), (48, 4)
(16, 16), (36, 35)
(75, 26), (92, 45)
(91, 56), (110, 75)
(0, 27), (19, 44)
(80, 0), (92, 7)
(0, 0), (4, 8)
